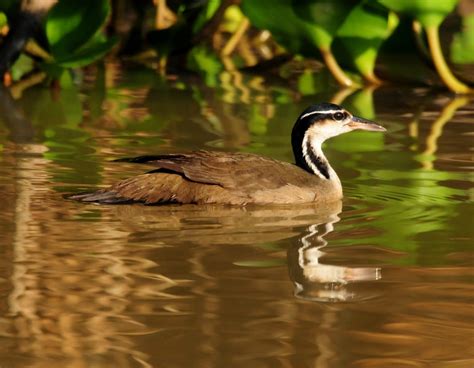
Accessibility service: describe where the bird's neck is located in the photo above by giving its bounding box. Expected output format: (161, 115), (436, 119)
(295, 136), (339, 184)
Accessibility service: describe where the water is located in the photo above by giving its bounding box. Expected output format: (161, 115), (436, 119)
(0, 65), (473, 367)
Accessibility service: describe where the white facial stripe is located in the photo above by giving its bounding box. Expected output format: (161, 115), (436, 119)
(300, 110), (344, 120)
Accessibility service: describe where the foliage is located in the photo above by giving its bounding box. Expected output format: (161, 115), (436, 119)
(44, 0), (117, 75)
(1, 0), (116, 84)
(292, 0), (358, 50)
(376, 0), (459, 27)
(192, 0), (221, 34)
(0, 12), (6, 28)
(0, 0), (471, 92)
(336, 2), (398, 80)
(240, 0), (470, 91)
(147, 0), (222, 62)
(375, 0), (470, 92)
(241, 0), (316, 56)
(451, 14), (474, 64)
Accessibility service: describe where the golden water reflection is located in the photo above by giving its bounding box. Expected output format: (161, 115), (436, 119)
(1, 183), (472, 367)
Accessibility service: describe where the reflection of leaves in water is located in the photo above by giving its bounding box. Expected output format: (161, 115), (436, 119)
(187, 46), (224, 88)
(248, 104), (269, 136)
(344, 87), (376, 119)
(330, 95), (470, 265)
(9, 86), (103, 185)
(234, 259), (286, 268)
(332, 130), (384, 153)
(339, 167), (469, 263)
(297, 70), (329, 96)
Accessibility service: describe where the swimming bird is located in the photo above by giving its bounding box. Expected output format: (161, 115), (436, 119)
(68, 103), (386, 205)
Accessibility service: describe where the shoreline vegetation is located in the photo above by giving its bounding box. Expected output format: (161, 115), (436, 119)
(0, 0), (472, 94)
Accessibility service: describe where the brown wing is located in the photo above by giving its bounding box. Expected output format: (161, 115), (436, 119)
(69, 151), (325, 205)
(116, 151), (307, 190)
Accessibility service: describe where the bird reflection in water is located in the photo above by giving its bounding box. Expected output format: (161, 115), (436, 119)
(288, 213), (382, 303)
(114, 200), (382, 304)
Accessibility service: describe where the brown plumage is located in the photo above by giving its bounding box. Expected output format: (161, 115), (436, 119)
(70, 151), (340, 205)
(68, 103), (386, 206)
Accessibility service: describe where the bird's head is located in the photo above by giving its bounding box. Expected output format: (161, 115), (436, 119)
(292, 102), (386, 145)
(291, 102), (386, 178)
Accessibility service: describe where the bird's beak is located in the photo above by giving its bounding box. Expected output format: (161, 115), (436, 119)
(347, 116), (386, 132)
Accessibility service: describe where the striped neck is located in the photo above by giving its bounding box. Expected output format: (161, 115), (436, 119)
(301, 137), (330, 179)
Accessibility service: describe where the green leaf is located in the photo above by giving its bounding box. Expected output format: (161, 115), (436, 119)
(192, 0), (221, 34)
(54, 36), (118, 68)
(40, 62), (65, 79)
(46, 0), (110, 59)
(241, 0), (317, 56)
(0, 12), (7, 27)
(337, 1), (398, 77)
(241, 0), (363, 84)
(221, 4), (245, 33)
(292, 0), (360, 49)
(58, 69), (74, 88)
(377, 0), (459, 27)
(10, 54), (34, 81)
(451, 14), (474, 64)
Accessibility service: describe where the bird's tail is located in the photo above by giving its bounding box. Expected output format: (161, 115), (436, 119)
(64, 190), (134, 204)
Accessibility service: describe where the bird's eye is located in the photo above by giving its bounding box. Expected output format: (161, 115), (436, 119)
(333, 112), (345, 121)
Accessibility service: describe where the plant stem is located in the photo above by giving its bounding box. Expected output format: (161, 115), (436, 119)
(363, 71), (382, 85)
(158, 56), (167, 75)
(412, 21), (431, 62)
(154, 0), (177, 30)
(425, 25), (472, 94)
(10, 71), (46, 99)
(319, 47), (354, 87)
(25, 40), (52, 61)
(221, 18), (250, 56)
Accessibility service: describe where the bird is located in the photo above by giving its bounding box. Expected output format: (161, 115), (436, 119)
(68, 103), (386, 206)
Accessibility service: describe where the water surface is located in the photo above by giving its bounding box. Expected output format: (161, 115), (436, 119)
(0, 65), (473, 367)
